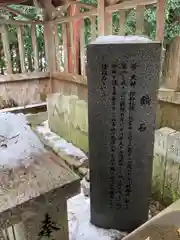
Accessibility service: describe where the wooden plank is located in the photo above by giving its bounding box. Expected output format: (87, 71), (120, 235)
(70, 22), (78, 73)
(105, 12), (112, 35)
(0, 102), (47, 114)
(119, 10), (125, 35)
(62, 23), (68, 72)
(31, 24), (39, 72)
(80, 21), (85, 76)
(52, 72), (87, 86)
(0, 25), (12, 74)
(74, 2), (96, 10)
(54, 24), (61, 71)
(90, 16), (96, 41)
(97, 0), (105, 36)
(0, 19), (41, 25)
(136, 5), (145, 35)
(0, 72), (49, 83)
(156, 0), (165, 41)
(17, 25), (26, 73)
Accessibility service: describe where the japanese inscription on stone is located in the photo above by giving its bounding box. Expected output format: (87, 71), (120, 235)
(87, 37), (161, 232)
(38, 213), (60, 240)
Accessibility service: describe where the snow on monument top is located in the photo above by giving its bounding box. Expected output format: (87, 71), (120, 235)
(90, 35), (153, 44)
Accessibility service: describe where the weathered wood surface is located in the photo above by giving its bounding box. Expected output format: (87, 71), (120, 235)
(0, 115), (80, 229)
(0, 72), (50, 108)
(163, 37), (180, 91)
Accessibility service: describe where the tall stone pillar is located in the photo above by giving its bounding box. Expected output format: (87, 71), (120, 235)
(87, 36), (161, 232)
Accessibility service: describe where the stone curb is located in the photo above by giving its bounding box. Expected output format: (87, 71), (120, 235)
(34, 121), (89, 180)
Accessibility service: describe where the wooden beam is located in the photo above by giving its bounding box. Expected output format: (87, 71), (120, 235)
(62, 23), (68, 72)
(80, 21), (85, 76)
(54, 4), (70, 19)
(156, 0), (165, 41)
(0, 25), (12, 74)
(31, 24), (39, 72)
(136, 5), (145, 35)
(54, 0), (157, 24)
(0, 19), (41, 25)
(44, 22), (56, 72)
(17, 25), (26, 73)
(119, 10), (125, 35)
(1, 6), (33, 21)
(74, 2), (96, 10)
(106, 0), (157, 12)
(90, 16), (96, 41)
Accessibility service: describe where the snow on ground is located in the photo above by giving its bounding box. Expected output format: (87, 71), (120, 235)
(68, 192), (126, 240)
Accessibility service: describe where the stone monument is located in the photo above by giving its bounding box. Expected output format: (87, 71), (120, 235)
(87, 36), (161, 232)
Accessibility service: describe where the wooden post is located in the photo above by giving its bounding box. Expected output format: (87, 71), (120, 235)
(1, 25), (12, 74)
(17, 25), (26, 73)
(31, 24), (39, 72)
(90, 16), (97, 41)
(70, 22), (78, 74)
(119, 10), (125, 35)
(136, 5), (145, 35)
(98, 0), (105, 36)
(54, 24), (61, 72)
(80, 20), (85, 76)
(44, 21), (56, 72)
(43, 6), (57, 73)
(62, 23), (68, 72)
(105, 12), (112, 35)
(163, 37), (180, 91)
(67, 5), (80, 74)
(156, 0), (165, 41)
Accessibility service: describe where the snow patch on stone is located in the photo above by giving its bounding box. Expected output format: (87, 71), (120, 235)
(0, 112), (46, 169)
(36, 120), (87, 161)
(91, 35), (151, 44)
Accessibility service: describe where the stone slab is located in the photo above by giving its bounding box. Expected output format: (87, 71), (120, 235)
(87, 36), (161, 232)
(0, 150), (80, 228)
(163, 131), (180, 205)
(14, 199), (69, 240)
(152, 127), (176, 199)
(124, 198), (180, 240)
(47, 93), (88, 152)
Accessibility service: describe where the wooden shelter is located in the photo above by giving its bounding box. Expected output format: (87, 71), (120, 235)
(0, 0), (165, 109)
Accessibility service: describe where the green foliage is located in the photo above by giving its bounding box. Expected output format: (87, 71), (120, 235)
(81, 0), (180, 46)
